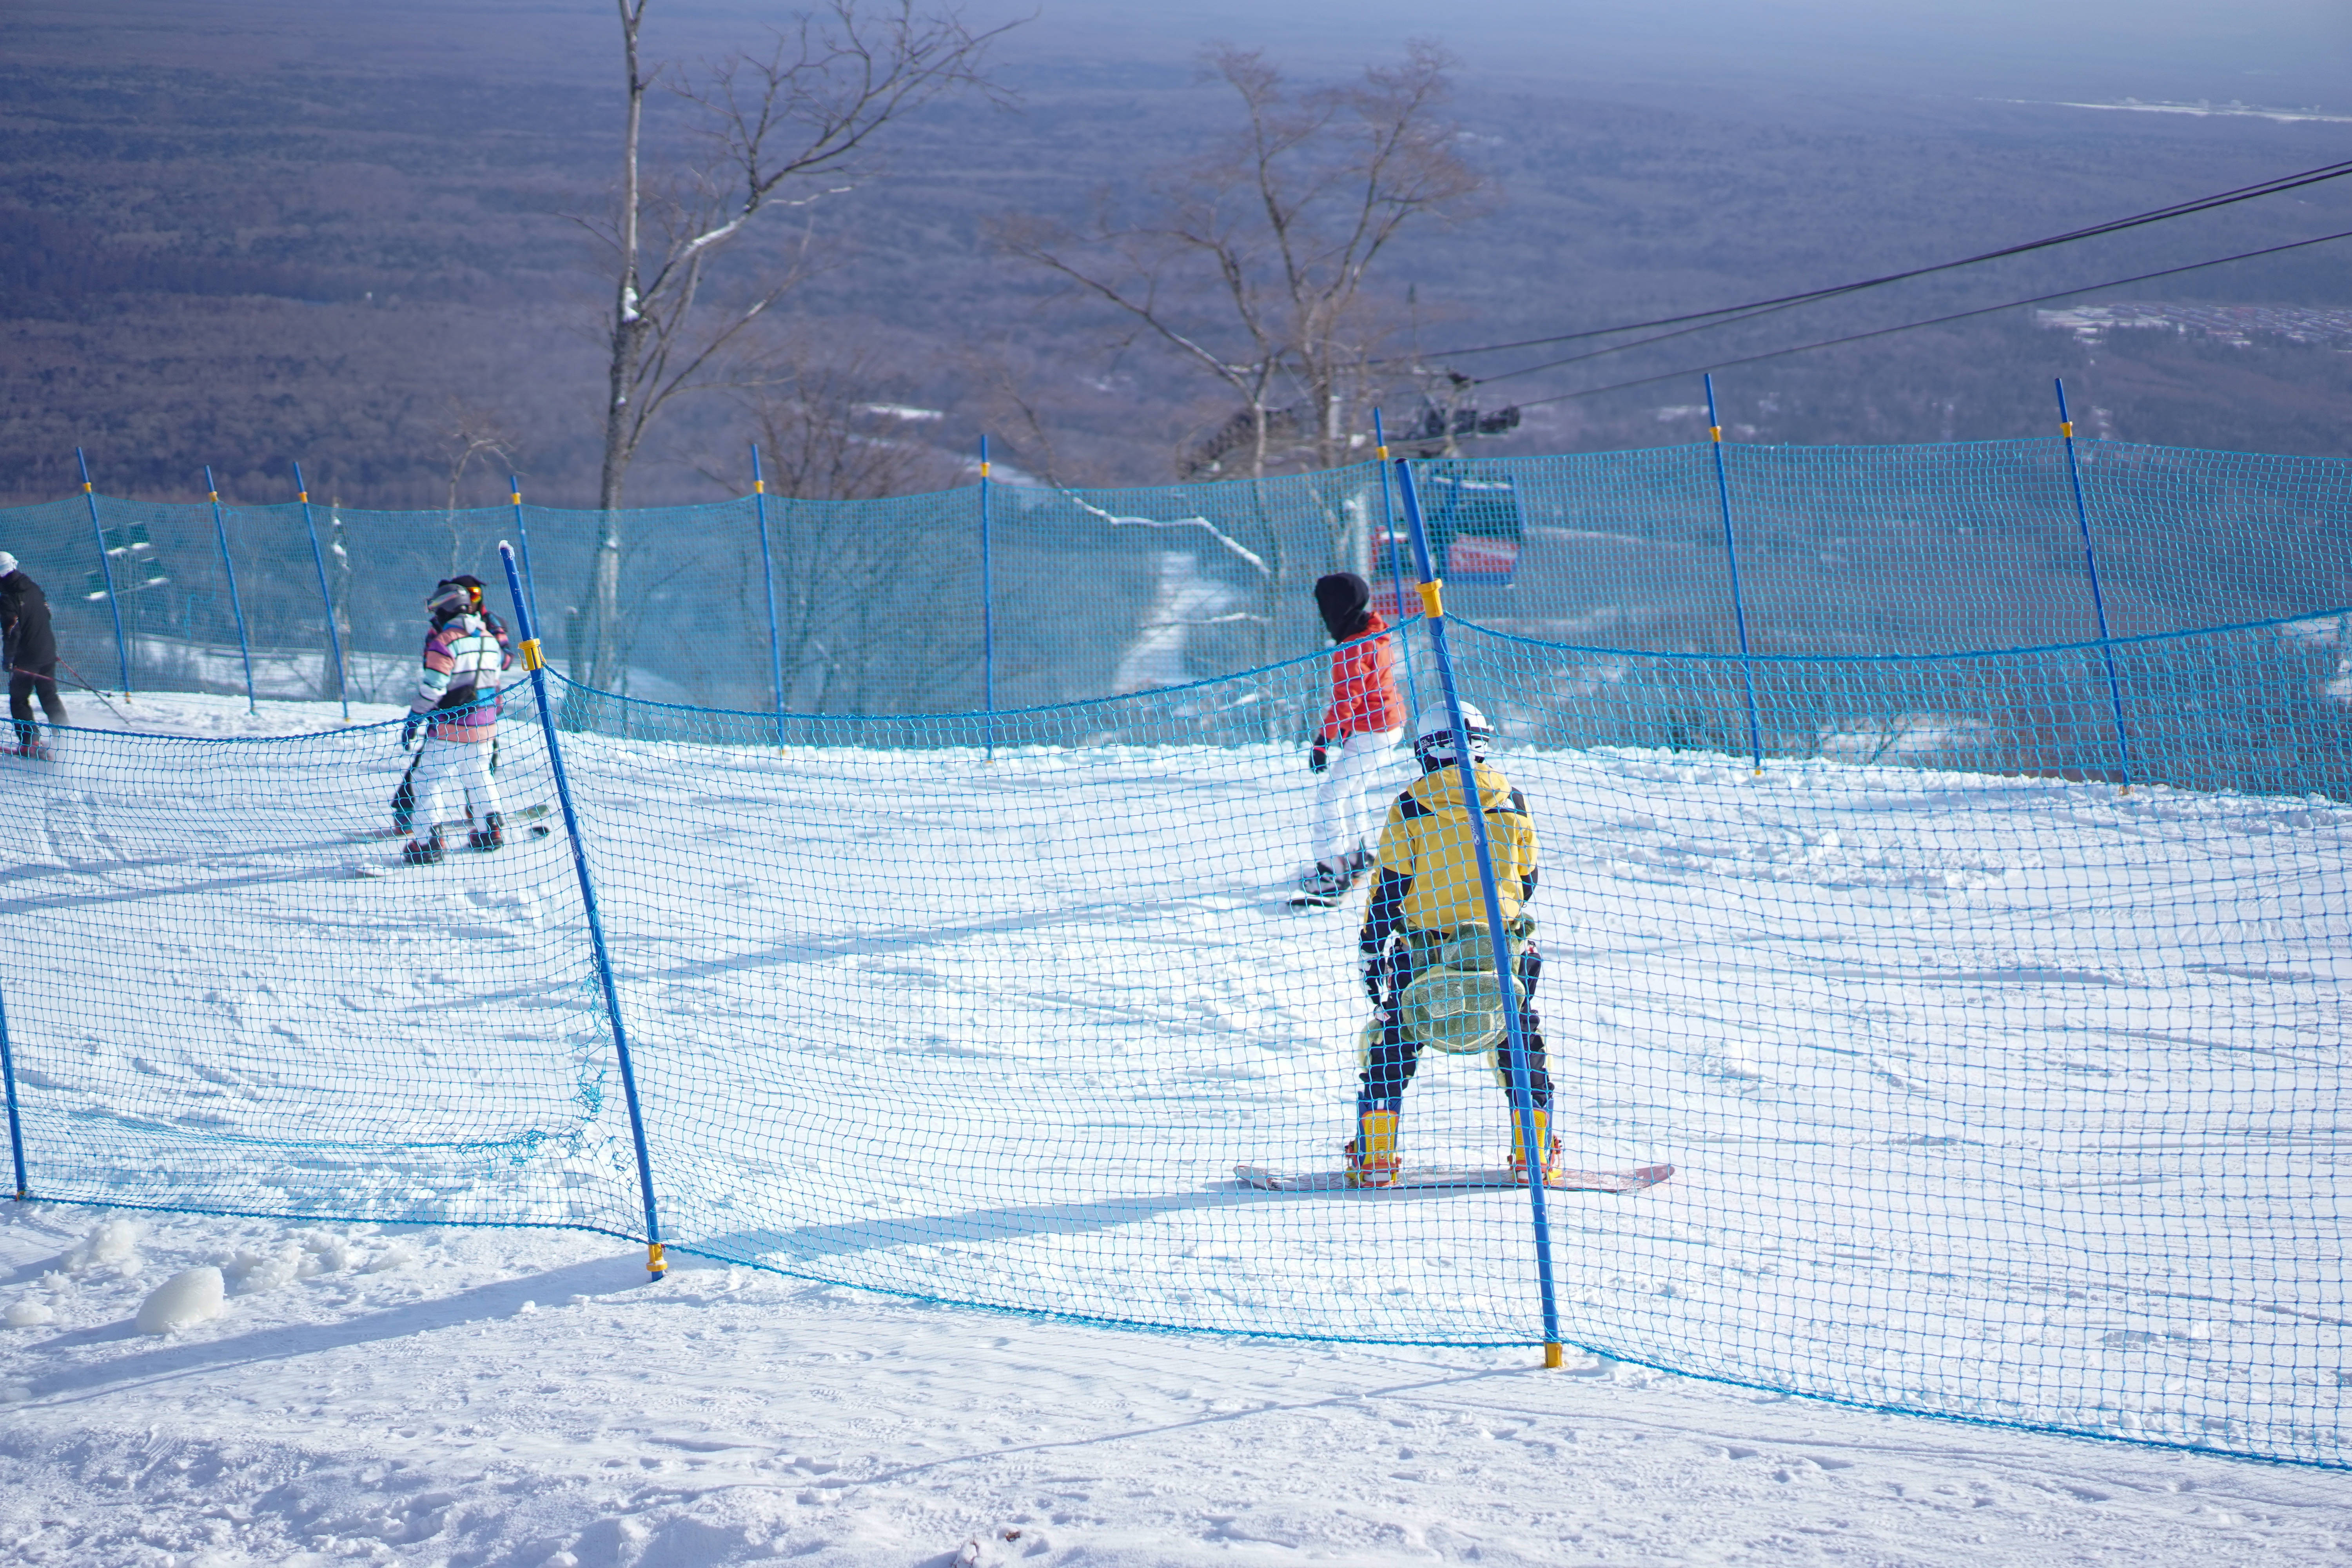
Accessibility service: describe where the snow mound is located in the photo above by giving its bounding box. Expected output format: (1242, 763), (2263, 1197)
(134, 1266), (224, 1334)
(3, 1300), (53, 1328)
(64, 1218), (141, 1275)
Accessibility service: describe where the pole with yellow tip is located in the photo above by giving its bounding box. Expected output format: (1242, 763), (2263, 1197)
(1370, 408), (1424, 719)
(509, 474), (542, 634)
(1396, 456), (1566, 1372)
(0, 976), (26, 1201)
(203, 465), (256, 713)
(292, 461), (350, 721)
(2054, 379), (2134, 793)
(980, 434), (996, 761)
(751, 446), (786, 746)
(497, 539), (668, 1282)
(76, 446), (131, 692)
(1703, 376), (1765, 776)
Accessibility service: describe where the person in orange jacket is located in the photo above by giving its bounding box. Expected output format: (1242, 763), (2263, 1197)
(1294, 572), (1406, 906)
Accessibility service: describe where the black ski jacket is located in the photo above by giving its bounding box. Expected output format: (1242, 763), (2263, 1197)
(0, 570), (56, 672)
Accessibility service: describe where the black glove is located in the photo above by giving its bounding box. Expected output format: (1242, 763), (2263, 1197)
(1309, 740), (1328, 774)
(400, 713), (421, 750)
(1360, 943), (1388, 1004)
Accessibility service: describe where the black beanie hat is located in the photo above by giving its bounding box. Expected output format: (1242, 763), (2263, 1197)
(1314, 572), (1372, 641)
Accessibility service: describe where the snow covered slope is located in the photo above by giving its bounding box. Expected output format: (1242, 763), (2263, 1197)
(0, 688), (2343, 1475)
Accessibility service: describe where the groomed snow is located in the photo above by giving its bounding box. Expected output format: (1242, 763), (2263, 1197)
(4, 1203), (2350, 1567)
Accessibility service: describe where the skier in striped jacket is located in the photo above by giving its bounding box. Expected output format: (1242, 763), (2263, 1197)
(398, 578), (512, 866)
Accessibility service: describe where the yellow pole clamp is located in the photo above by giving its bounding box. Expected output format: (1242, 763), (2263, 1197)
(520, 638), (545, 671)
(753, 478), (764, 494)
(1417, 579), (1445, 619)
(1708, 426), (1723, 443)
(511, 491), (523, 506)
(978, 460), (991, 479)
(82, 481), (93, 494)
(298, 491), (310, 503)
(647, 1242), (668, 1276)
(1543, 1341), (1564, 1369)
(1375, 444), (1390, 461)
(2059, 421), (2074, 438)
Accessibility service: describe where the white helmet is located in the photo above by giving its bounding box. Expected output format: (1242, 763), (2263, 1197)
(1413, 702), (1493, 767)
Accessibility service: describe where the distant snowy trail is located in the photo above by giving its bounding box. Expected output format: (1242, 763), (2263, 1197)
(0, 692), (2343, 1475)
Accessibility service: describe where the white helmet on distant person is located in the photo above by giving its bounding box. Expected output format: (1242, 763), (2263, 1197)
(1412, 702), (1493, 768)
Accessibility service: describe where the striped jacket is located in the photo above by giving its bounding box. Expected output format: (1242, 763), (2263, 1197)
(410, 610), (512, 742)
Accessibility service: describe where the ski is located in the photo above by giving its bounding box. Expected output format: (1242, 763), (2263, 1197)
(1235, 1162), (1673, 1194)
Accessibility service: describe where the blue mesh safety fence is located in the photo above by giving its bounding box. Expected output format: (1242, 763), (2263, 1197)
(3, 439), (2349, 1466)
(0, 580), (2346, 1467)
(9, 439), (2350, 712)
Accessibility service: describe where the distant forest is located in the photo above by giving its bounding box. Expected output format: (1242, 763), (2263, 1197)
(6, 2), (2352, 509)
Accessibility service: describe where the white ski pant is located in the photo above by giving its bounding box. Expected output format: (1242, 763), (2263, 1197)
(1311, 727), (1402, 867)
(411, 735), (502, 835)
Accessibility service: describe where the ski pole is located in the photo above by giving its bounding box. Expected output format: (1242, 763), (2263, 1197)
(13, 660), (132, 728)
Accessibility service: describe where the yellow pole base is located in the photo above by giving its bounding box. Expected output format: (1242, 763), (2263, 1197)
(1542, 1342), (1564, 1369)
(646, 1242), (668, 1279)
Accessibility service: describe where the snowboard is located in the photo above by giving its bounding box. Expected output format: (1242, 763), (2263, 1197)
(349, 808), (554, 875)
(347, 802), (552, 842)
(1236, 1162), (1673, 1195)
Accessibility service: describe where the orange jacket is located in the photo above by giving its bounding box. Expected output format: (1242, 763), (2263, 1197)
(1318, 611), (1405, 741)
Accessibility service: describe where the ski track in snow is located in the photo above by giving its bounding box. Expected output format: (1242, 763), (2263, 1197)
(0, 693), (2347, 1563)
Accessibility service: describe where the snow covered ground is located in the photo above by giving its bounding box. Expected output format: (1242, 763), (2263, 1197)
(0, 688), (2346, 1563)
(4, 1202), (2350, 1568)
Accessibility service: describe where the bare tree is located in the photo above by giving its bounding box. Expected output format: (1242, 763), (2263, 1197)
(995, 40), (1486, 482)
(580, 0), (1013, 689)
(441, 398), (519, 517)
(743, 345), (958, 501)
(439, 397), (519, 579)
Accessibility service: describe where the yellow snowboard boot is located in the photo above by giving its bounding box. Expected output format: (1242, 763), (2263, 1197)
(1510, 1107), (1561, 1185)
(1345, 1109), (1402, 1189)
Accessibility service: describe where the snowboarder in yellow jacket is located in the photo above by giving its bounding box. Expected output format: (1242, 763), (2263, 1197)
(1350, 703), (1555, 1187)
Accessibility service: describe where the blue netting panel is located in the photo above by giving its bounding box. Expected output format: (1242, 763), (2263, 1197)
(0, 456), (2347, 1468)
(0, 680), (649, 1238)
(1443, 615), (2348, 1463)
(7, 439), (2351, 707)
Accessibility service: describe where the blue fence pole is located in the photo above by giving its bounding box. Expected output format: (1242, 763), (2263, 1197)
(497, 540), (668, 1281)
(203, 466), (257, 715)
(75, 447), (131, 693)
(292, 462), (350, 722)
(1395, 456), (1565, 1369)
(2054, 379), (2135, 792)
(509, 475), (542, 635)
(1371, 410), (1425, 722)
(750, 446), (786, 746)
(0, 977), (25, 1201)
(980, 435), (996, 761)
(1704, 376), (1765, 776)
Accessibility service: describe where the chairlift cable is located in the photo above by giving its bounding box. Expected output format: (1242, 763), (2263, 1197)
(1385, 156), (2352, 368)
(1500, 226), (2352, 409)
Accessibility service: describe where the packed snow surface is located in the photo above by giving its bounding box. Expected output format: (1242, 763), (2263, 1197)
(4, 1204), (2350, 1567)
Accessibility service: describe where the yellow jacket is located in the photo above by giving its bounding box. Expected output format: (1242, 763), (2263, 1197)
(1366, 762), (1538, 934)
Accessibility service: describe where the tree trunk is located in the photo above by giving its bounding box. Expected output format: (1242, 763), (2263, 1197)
(591, 0), (650, 696)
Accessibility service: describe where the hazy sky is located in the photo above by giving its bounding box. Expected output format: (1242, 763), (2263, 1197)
(978, 0), (2352, 104)
(26, 2), (2351, 110)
